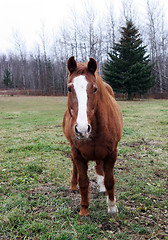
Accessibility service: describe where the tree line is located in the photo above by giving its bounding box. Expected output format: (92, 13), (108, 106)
(0, 0), (168, 97)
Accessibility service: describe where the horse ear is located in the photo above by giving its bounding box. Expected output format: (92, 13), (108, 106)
(87, 58), (97, 75)
(67, 56), (77, 75)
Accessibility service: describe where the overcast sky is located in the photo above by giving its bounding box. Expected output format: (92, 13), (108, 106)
(0, 0), (167, 55)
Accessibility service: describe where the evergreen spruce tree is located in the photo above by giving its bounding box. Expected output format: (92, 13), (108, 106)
(103, 20), (155, 100)
(3, 69), (13, 88)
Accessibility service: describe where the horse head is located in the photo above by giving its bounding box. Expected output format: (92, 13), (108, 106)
(67, 56), (98, 139)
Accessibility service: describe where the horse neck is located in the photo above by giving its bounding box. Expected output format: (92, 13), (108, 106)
(89, 75), (111, 129)
(96, 74), (111, 106)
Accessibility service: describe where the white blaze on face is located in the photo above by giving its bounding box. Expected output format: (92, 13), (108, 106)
(73, 75), (88, 135)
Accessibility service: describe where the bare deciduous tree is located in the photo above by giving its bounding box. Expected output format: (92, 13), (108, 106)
(13, 31), (27, 90)
(145, 0), (168, 93)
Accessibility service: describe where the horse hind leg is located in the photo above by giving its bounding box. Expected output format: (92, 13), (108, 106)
(103, 150), (118, 214)
(95, 161), (106, 193)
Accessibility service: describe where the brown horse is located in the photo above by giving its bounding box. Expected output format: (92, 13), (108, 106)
(63, 56), (123, 216)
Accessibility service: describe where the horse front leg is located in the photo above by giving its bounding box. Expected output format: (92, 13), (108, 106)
(103, 149), (118, 214)
(70, 155), (78, 191)
(72, 148), (90, 216)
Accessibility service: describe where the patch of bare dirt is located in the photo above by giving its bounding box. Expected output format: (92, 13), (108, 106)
(27, 182), (56, 197)
(121, 139), (163, 149)
(154, 169), (168, 179)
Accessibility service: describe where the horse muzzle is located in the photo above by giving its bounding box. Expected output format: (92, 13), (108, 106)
(74, 124), (91, 139)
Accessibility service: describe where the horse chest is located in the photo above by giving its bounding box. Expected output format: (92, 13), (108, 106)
(77, 144), (108, 160)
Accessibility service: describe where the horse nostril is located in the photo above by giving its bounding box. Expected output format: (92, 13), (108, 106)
(75, 125), (79, 135)
(87, 125), (91, 133)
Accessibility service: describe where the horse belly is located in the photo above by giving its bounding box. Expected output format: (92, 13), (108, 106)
(79, 144), (107, 161)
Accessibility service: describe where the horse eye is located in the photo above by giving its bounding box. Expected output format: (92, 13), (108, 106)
(68, 87), (72, 93)
(93, 87), (97, 93)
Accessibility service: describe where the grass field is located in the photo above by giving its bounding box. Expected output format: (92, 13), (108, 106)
(0, 96), (168, 240)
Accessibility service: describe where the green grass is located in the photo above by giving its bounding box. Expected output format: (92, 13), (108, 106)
(0, 96), (168, 239)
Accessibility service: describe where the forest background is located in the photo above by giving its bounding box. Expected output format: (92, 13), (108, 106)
(0, 0), (168, 98)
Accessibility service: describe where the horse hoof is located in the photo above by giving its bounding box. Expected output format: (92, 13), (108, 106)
(79, 207), (90, 216)
(70, 185), (78, 191)
(99, 186), (106, 193)
(107, 196), (118, 214)
(108, 205), (118, 215)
